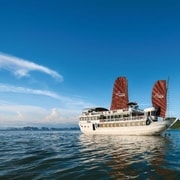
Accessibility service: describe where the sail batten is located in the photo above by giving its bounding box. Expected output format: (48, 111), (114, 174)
(110, 77), (129, 110)
(152, 80), (167, 117)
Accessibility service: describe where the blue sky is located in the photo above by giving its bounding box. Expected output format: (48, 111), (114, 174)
(0, 0), (180, 127)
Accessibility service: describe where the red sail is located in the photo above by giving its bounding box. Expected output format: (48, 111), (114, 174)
(110, 77), (129, 110)
(152, 80), (167, 117)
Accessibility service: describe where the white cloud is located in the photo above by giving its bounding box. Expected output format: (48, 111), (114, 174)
(17, 111), (23, 120)
(0, 53), (96, 128)
(0, 83), (95, 108)
(45, 108), (79, 123)
(0, 85), (94, 127)
(0, 104), (79, 127)
(0, 104), (47, 127)
(0, 83), (61, 100)
(0, 52), (63, 81)
(46, 108), (59, 121)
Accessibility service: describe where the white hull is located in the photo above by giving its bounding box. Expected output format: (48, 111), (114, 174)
(79, 119), (175, 136)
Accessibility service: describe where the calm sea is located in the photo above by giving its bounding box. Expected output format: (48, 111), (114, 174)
(0, 130), (180, 180)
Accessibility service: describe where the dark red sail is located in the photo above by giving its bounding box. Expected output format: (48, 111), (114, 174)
(152, 80), (167, 117)
(110, 77), (129, 110)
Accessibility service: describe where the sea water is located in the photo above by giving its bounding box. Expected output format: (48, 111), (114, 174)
(0, 130), (180, 179)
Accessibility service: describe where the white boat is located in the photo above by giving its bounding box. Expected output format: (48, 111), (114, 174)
(79, 77), (177, 136)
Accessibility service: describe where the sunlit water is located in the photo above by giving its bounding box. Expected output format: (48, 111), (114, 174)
(0, 130), (179, 179)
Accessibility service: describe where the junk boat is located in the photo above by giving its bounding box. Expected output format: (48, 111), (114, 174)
(79, 77), (177, 135)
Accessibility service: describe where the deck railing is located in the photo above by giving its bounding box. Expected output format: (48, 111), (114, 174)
(80, 115), (145, 122)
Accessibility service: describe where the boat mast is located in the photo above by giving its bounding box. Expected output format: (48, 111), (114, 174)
(166, 76), (170, 118)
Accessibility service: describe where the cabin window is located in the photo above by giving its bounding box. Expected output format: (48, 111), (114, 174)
(114, 115), (119, 118)
(100, 115), (105, 119)
(123, 114), (129, 117)
(116, 115), (121, 118)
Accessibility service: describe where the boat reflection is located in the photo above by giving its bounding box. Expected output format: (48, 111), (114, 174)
(78, 134), (176, 179)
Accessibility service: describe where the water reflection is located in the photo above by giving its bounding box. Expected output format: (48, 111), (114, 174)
(79, 134), (177, 179)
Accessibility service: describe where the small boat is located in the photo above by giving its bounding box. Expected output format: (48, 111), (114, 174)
(79, 77), (177, 135)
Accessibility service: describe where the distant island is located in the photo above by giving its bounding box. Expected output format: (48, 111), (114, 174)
(0, 126), (80, 131)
